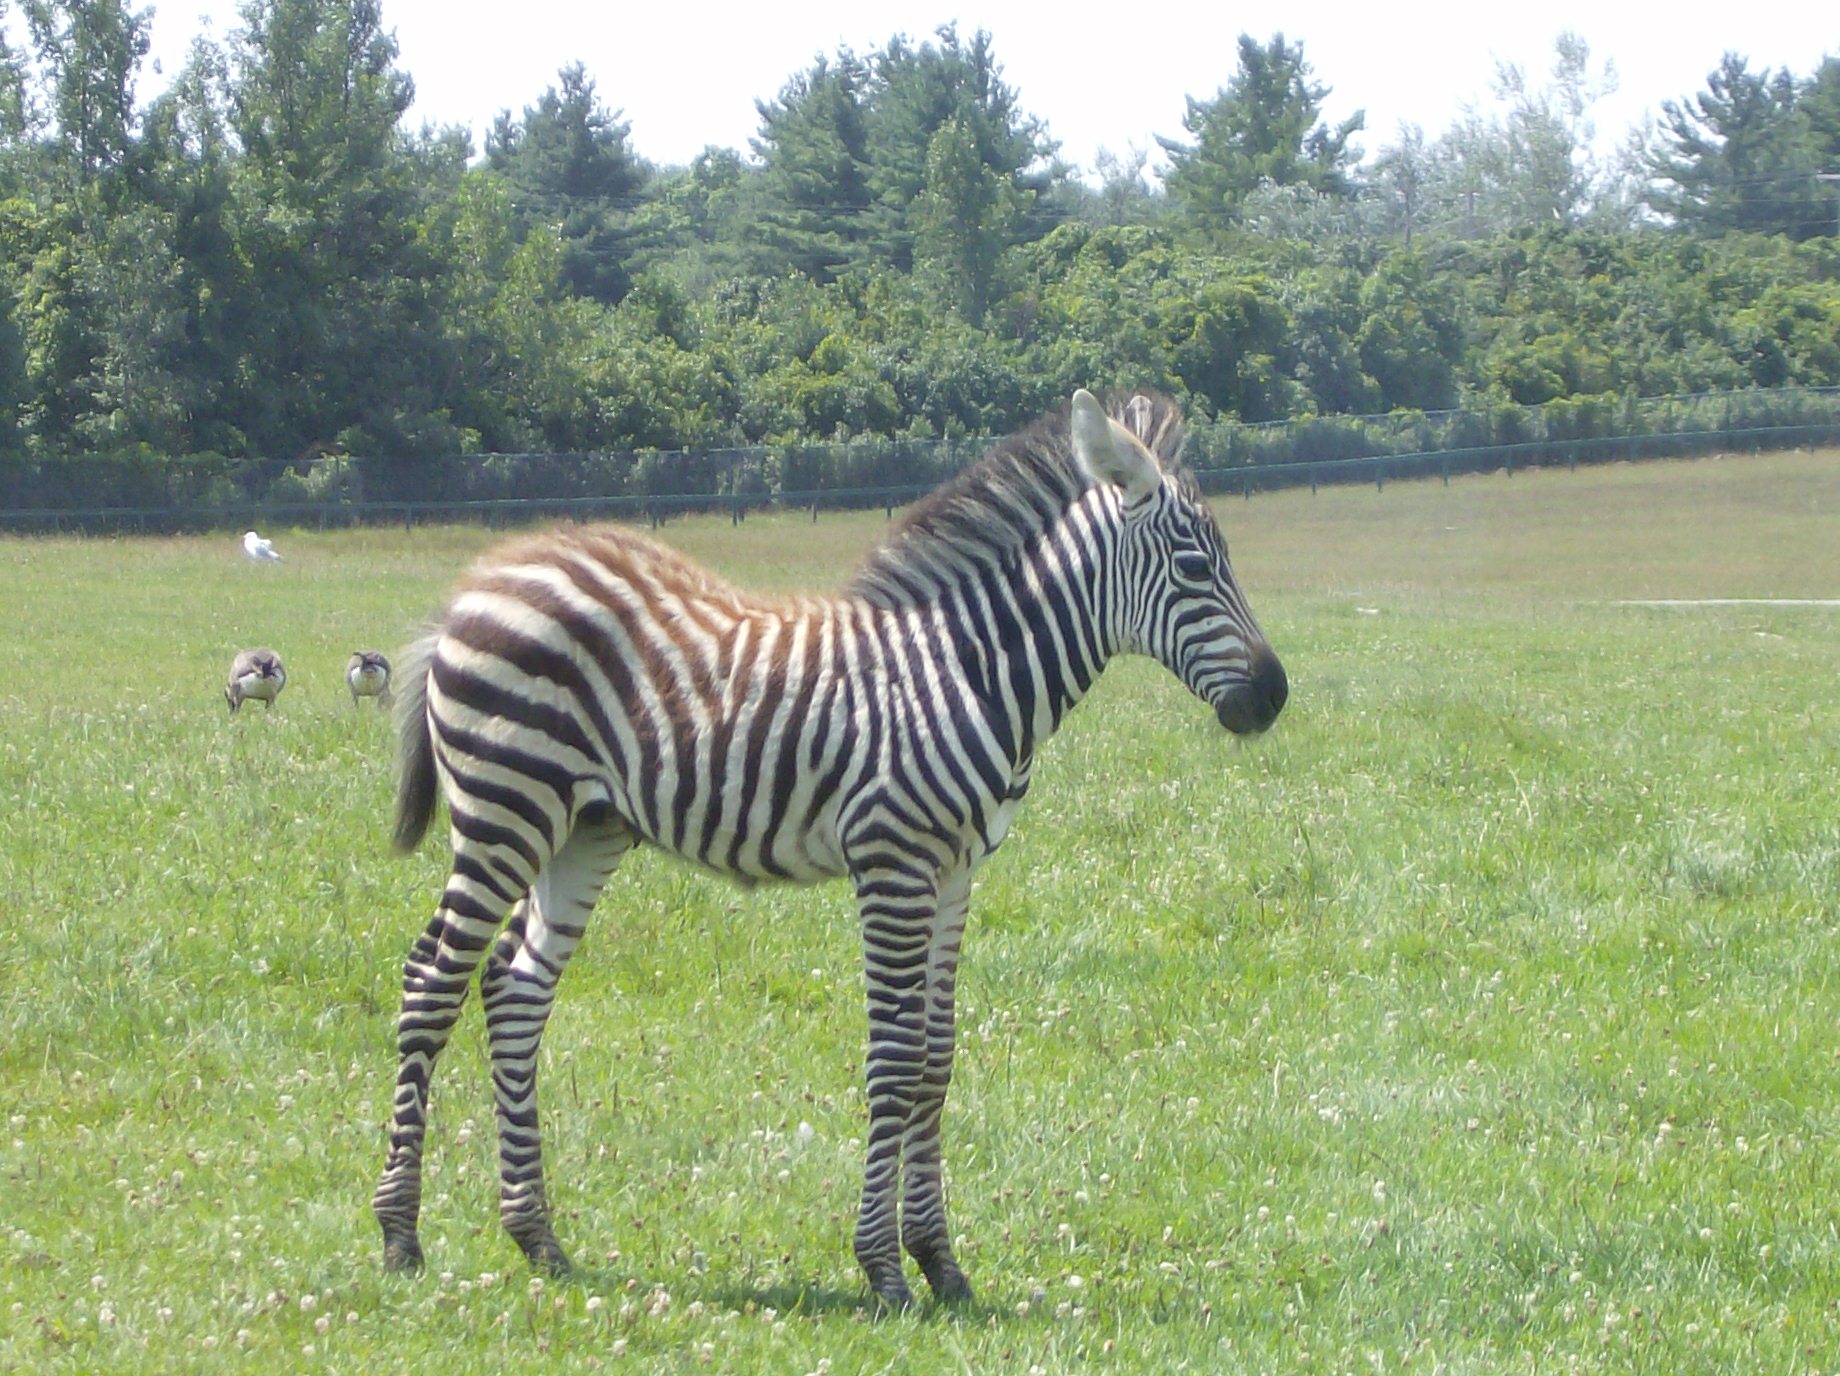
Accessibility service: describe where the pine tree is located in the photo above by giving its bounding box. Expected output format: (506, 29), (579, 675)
(1159, 33), (1363, 235)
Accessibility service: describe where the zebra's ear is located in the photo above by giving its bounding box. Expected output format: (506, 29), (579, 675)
(1070, 389), (1162, 501)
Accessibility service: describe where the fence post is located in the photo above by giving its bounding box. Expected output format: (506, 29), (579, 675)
(1441, 455), (1450, 486)
(1376, 460), (1385, 493)
(1242, 470), (1251, 500)
(1505, 450), (1514, 478)
(1310, 464), (1318, 496)
(811, 500), (818, 523)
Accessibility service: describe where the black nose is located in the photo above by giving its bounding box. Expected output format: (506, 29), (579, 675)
(1215, 648), (1287, 735)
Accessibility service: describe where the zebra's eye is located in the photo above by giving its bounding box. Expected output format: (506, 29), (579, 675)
(1172, 549), (1214, 584)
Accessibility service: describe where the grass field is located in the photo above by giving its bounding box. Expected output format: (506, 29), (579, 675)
(3, 451), (1838, 1374)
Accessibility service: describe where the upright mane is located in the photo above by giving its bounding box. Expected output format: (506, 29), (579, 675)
(847, 393), (1189, 609)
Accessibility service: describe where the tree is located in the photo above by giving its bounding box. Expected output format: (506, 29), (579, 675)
(69, 203), (199, 450)
(1354, 251), (1463, 409)
(1159, 33), (1362, 234)
(225, 0), (449, 457)
(1079, 144), (1162, 228)
(429, 169), (598, 450)
(630, 146), (772, 290)
(0, 3), (34, 157)
(485, 62), (648, 302)
(1795, 56), (1840, 238)
(751, 52), (874, 280)
(22, 0), (151, 186)
(911, 116), (1019, 323)
(1438, 32), (1618, 232)
(1643, 53), (1820, 237)
(864, 25), (1060, 272)
(1370, 124), (1429, 245)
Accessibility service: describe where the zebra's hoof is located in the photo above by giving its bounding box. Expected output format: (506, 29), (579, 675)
(924, 1263), (973, 1305)
(381, 1234), (424, 1274)
(869, 1278), (917, 1314)
(517, 1232), (573, 1277)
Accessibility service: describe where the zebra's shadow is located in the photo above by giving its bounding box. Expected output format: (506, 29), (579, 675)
(711, 1280), (996, 1321)
(558, 1268), (995, 1320)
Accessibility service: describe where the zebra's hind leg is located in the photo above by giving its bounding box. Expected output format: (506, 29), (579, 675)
(480, 817), (632, 1274)
(373, 852), (531, 1272)
(851, 856), (939, 1311)
(900, 870), (973, 1303)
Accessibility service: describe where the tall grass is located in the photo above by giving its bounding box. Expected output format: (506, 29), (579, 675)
(2, 452), (1837, 1373)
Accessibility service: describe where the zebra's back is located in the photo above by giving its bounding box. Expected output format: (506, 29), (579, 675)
(413, 525), (875, 883)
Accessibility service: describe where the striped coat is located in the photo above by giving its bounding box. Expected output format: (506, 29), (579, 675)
(373, 390), (1287, 1308)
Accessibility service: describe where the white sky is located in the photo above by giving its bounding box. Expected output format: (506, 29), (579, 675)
(140, 1), (1837, 174)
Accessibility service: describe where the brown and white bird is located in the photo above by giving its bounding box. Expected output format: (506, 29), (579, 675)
(346, 650), (393, 708)
(225, 648), (287, 712)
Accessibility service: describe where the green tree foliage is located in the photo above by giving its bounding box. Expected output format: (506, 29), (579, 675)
(912, 116), (1019, 324)
(1802, 58), (1840, 173)
(224, 0), (465, 457)
(1643, 53), (1827, 238)
(0, 6), (32, 158)
(22, 0), (150, 186)
(1441, 33), (1619, 230)
(1078, 145), (1163, 229)
(0, 15), (1837, 477)
(1160, 33), (1363, 235)
(861, 25), (1060, 274)
(485, 62), (648, 302)
(751, 52), (874, 281)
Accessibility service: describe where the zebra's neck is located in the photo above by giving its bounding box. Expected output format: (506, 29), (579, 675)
(916, 488), (1124, 769)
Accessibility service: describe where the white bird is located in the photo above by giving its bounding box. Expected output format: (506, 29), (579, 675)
(243, 530), (282, 561)
(226, 648), (287, 713)
(346, 650), (393, 708)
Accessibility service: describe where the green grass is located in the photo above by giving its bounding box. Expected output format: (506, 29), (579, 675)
(3, 451), (1839, 1373)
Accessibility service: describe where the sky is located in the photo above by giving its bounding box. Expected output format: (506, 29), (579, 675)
(138, 1), (1838, 175)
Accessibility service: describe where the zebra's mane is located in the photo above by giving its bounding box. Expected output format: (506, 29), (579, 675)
(846, 394), (1189, 609)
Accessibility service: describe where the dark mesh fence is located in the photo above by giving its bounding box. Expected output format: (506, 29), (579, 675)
(3, 386), (1837, 533)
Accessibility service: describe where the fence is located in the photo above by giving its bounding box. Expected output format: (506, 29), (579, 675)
(3, 386), (1838, 534)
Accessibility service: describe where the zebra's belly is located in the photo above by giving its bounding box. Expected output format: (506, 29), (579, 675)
(613, 801), (851, 887)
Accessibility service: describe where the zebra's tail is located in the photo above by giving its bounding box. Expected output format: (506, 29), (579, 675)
(391, 633), (440, 854)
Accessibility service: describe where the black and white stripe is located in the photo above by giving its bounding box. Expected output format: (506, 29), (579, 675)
(372, 389), (1287, 1307)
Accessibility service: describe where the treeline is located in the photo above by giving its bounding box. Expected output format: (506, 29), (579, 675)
(1, 1), (1838, 474)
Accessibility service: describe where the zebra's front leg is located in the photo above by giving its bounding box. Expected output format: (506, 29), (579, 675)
(480, 820), (629, 1273)
(900, 870), (973, 1302)
(373, 869), (519, 1271)
(852, 860), (938, 1310)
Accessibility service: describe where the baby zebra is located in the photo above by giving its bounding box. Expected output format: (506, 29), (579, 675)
(373, 389), (1287, 1308)
(347, 651), (393, 708)
(224, 648), (286, 712)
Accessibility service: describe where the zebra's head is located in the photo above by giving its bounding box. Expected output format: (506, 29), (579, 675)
(1070, 389), (1288, 735)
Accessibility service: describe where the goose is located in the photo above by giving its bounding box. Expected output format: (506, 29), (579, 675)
(346, 650), (393, 708)
(225, 648), (287, 712)
(243, 530), (282, 561)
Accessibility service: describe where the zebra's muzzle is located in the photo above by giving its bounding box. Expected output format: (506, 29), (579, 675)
(1214, 649), (1288, 735)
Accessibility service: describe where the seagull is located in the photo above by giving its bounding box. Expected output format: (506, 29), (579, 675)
(346, 650), (393, 708)
(242, 530), (282, 561)
(226, 648), (287, 713)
